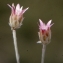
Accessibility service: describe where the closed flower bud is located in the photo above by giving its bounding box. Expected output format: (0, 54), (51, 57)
(38, 19), (54, 45)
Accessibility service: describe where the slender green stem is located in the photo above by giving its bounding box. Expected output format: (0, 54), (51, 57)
(41, 44), (46, 63)
(12, 30), (20, 63)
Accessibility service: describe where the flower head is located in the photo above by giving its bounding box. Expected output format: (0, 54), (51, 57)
(7, 3), (29, 30)
(38, 19), (54, 45)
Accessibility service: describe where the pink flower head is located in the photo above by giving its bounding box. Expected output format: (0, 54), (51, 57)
(38, 19), (54, 45)
(7, 3), (29, 30)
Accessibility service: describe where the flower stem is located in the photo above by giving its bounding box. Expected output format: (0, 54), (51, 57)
(41, 44), (46, 63)
(12, 30), (20, 63)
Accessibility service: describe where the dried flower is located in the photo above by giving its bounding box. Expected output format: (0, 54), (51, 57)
(7, 3), (29, 30)
(37, 19), (54, 45)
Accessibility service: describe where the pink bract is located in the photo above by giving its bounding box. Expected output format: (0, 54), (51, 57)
(39, 19), (54, 30)
(7, 3), (29, 16)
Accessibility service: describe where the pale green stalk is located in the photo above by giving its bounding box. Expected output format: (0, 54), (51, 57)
(12, 30), (20, 63)
(41, 44), (46, 63)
